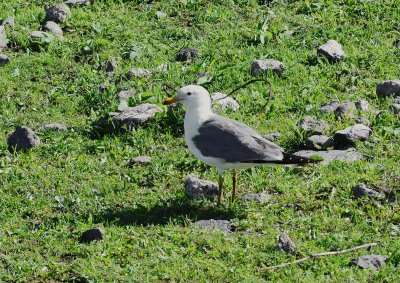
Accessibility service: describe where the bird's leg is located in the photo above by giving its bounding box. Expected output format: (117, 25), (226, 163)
(231, 169), (238, 202)
(217, 172), (224, 206)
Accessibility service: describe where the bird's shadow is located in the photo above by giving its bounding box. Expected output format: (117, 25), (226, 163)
(93, 196), (245, 227)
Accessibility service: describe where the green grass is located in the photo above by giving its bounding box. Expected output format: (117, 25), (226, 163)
(0, 0), (399, 281)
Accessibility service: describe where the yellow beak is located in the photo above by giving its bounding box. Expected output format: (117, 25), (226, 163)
(163, 96), (179, 105)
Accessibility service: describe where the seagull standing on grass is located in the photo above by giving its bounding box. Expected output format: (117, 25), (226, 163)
(164, 85), (317, 205)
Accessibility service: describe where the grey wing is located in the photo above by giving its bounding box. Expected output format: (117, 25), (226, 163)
(192, 116), (284, 163)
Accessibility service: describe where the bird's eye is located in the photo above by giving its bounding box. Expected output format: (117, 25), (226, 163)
(187, 92), (192, 96)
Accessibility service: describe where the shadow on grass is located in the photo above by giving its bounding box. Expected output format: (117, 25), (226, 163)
(93, 196), (245, 227)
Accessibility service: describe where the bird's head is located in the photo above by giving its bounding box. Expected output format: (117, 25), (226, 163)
(163, 85), (212, 110)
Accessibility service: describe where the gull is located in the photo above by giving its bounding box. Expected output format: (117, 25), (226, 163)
(163, 85), (317, 205)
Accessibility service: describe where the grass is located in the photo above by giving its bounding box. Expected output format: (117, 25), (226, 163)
(0, 0), (399, 281)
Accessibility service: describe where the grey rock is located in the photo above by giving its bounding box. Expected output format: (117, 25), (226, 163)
(126, 68), (150, 79)
(333, 124), (372, 145)
(355, 100), (370, 111)
(351, 255), (387, 270)
(38, 123), (67, 132)
(193, 219), (232, 233)
(185, 176), (219, 200)
(355, 117), (371, 126)
(251, 59), (285, 76)
(293, 149), (364, 165)
(335, 101), (356, 118)
(0, 26), (8, 50)
(176, 48), (200, 61)
(240, 192), (271, 204)
(156, 10), (167, 18)
(0, 54), (10, 66)
(353, 183), (384, 199)
(46, 4), (71, 23)
(129, 156), (152, 165)
(64, 0), (91, 5)
(391, 103), (400, 115)
(211, 92), (240, 112)
(376, 80), (400, 97)
(31, 31), (46, 39)
(113, 103), (162, 130)
(263, 132), (281, 142)
(117, 90), (134, 100)
(320, 100), (340, 113)
(100, 58), (117, 74)
(394, 96), (400, 104)
(276, 234), (296, 253)
(43, 21), (63, 38)
(7, 126), (40, 151)
(298, 116), (329, 134)
(2, 17), (15, 28)
(306, 135), (335, 150)
(81, 228), (104, 242)
(317, 40), (345, 61)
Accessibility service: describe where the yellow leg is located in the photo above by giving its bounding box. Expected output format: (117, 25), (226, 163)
(218, 174), (223, 206)
(231, 169), (238, 202)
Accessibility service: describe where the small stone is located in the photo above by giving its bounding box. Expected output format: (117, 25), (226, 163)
(112, 103), (162, 130)
(211, 92), (240, 112)
(100, 58), (117, 74)
(7, 126), (40, 151)
(293, 149), (364, 165)
(317, 40), (345, 61)
(81, 228), (104, 242)
(117, 90), (134, 100)
(0, 54), (10, 66)
(0, 26), (9, 50)
(185, 176), (219, 200)
(351, 255), (387, 270)
(298, 116), (329, 135)
(352, 183), (384, 199)
(320, 100), (340, 113)
(126, 68), (150, 79)
(263, 132), (281, 142)
(38, 123), (68, 132)
(335, 101), (356, 118)
(46, 4), (71, 23)
(306, 135), (335, 150)
(2, 17), (15, 28)
(376, 80), (400, 97)
(156, 11), (167, 18)
(64, 0), (91, 5)
(176, 48), (200, 62)
(333, 124), (372, 145)
(391, 103), (400, 115)
(240, 192), (271, 204)
(31, 31), (46, 39)
(276, 234), (296, 253)
(250, 59), (285, 76)
(129, 156), (152, 165)
(355, 100), (370, 111)
(43, 21), (63, 38)
(355, 117), (371, 126)
(193, 219), (232, 233)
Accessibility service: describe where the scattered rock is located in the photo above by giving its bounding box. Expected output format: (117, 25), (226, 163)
(117, 90), (134, 100)
(263, 132), (281, 142)
(64, 0), (91, 5)
(293, 149), (364, 165)
(333, 124), (372, 145)
(0, 26), (8, 50)
(126, 68), (150, 79)
(156, 10), (167, 18)
(391, 103), (400, 115)
(355, 100), (370, 111)
(320, 100), (340, 113)
(376, 80), (400, 97)
(0, 54), (10, 66)
(2, 17), (15, 28)
(250, 59), (285, 76)
(185, 176), (219, 200)
(81, 228), (104, 242)
(31, 31), (46, 39)
(298, 116), (329, 134)
(46, 3), (71, 23)
(38, 123), (68, 132)
(352, 183), (384, 199)
(350, 255), (387, 270)
(129, 156), (152, 166)
(240, 192), (271, 204)
(43, 21), (63, 38)
(176, 48), (200, 62)
(355, 117), (371, 126)
(211, 92), (240, 112)
(193, 219), (233, 233)
(306, 135), (335, 150)
(112, 103), (162, 130)
(100, 58), (117, 74)
(7, 126), (40, 151)
(334, 101), (356, 118)
(276, 234), (296, 253)
(317, 40), (345, 61)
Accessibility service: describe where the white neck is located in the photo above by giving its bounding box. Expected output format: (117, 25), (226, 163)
(184, 103), (213, 136)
